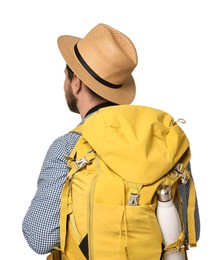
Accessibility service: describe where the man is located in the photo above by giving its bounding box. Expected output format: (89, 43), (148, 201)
(22, 23), (138, 255)
(22, 23), (200, 259)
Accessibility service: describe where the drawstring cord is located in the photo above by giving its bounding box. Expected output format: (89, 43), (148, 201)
(116, 179), (129, 260)
(123, 180), (128, 250)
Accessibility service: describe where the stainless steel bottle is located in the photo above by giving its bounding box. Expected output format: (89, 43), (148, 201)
(156, 185), (185, 260)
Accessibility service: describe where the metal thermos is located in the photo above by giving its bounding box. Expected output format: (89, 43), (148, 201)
(156, 185), (185, 260)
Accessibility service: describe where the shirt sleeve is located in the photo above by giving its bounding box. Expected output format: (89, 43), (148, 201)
(22, 132), (80, 254)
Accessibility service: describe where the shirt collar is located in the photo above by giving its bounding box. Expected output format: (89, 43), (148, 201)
(84, 102), (117, 118)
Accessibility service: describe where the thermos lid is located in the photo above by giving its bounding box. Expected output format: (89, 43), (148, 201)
(157, 185), (172, 202)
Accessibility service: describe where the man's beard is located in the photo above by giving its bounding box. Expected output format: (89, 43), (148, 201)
(65, 88), (79, 114)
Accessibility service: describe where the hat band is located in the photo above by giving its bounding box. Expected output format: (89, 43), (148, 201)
(74, 44), (122, 89)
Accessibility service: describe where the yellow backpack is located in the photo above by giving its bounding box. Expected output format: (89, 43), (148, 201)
(48, 105), (198, 260)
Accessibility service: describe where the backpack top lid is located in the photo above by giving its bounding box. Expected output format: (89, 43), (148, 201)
(82, 105), (190, 185)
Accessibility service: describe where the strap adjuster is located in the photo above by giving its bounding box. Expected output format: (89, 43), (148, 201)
(67, 149), (95, 173)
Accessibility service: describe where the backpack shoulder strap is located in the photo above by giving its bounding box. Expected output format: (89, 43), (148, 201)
(66, 123), (95, 172)
(72, 123), (83, 134)
(187, 177), (198, 247)
(59, 123), (95, 256)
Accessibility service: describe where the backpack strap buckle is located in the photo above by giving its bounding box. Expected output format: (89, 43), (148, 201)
(128, 183), (143, 206)
(66, 149), (96, 180)
(75, 157), (90, 169)
(172, 163), (189, 184)
(72, 149), (95, 172)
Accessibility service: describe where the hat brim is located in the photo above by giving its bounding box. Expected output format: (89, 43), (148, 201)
(58, 35), (136, 104)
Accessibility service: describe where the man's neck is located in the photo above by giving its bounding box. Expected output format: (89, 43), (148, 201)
(84, 102), (117, 118)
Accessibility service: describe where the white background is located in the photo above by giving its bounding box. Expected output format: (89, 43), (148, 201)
(0, 0), (218, 259)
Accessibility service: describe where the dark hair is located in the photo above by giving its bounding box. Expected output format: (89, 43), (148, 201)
(65, 64), (107, 102)
(86, 86), (107, 101)
(66, 64), (74, 81)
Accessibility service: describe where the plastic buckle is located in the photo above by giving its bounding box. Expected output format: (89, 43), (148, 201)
(128, 193), (140, 206)
(181, 172), (188, 184)
(76, 157), (89, 169)
(75, 149), (94, 170)
(173, 163), (188, 184)
(174, 163), (184, 173)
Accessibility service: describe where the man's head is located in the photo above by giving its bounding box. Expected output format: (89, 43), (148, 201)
(58, 23), (138, 110)
(64, 64), (108, 115)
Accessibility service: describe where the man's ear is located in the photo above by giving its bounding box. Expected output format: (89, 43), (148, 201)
(71, 75), (82, 95)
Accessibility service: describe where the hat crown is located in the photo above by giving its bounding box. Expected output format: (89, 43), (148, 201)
(77, 23), (138, 85)
(57, 23), (137, 104)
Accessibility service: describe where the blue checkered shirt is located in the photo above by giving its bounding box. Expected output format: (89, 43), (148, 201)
(22, 131), (80, 254)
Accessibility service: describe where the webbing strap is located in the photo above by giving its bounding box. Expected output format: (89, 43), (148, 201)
(47, 247), (62, 260)
(69, 213), (83, 243)
(167, 163), (197, 248)
(67, 150), (96, 176)
(71, 123), (83, 134)
(60, 161), (88, 259)
(164, 231), (186, 254)
(65, 123), (83, 169)
(60, 124), (93, 258)
(60, 178), (70, 252)
(128, 182), (143, 194)
(128, 183), (143, 206)
(187, 178), (197, 247)
(66, 137), (82, 169)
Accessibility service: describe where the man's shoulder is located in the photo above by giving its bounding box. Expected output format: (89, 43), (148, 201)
(47, 130), (81, 159)
(56, 130), (81, 142)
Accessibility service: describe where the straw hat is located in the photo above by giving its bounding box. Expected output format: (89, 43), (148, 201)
(57, 23), (138, 104)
